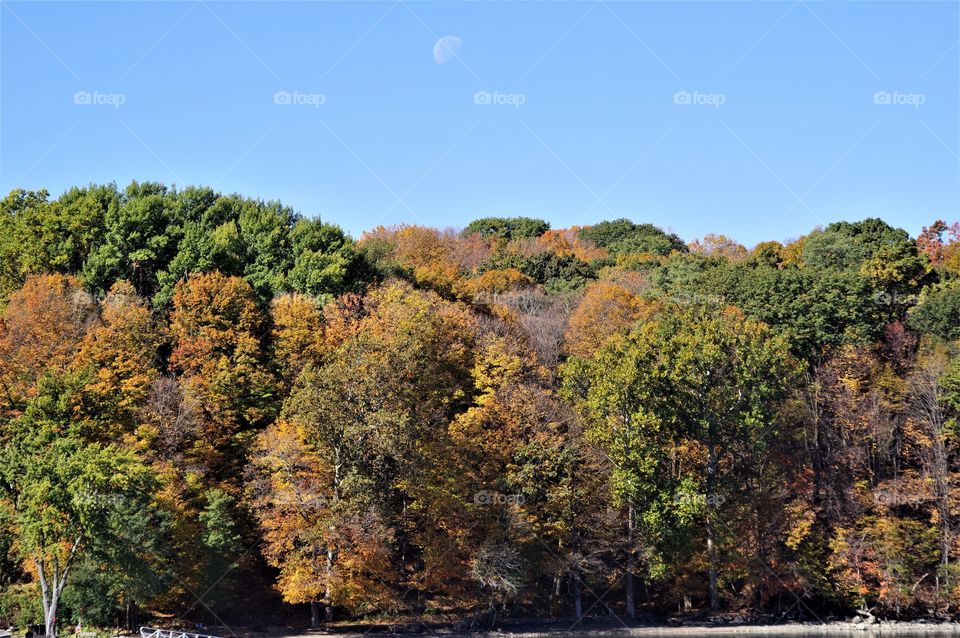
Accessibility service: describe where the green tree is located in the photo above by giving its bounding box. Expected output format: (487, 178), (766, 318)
(579, 219), (685, 256)
(564, 303), (798, 611)
(463, 217), (550, 240)
(288, 219), (361, 301)
(82, 182), (176, 298)
(908, 282), (960, 342)
(0, 374), (162, 638)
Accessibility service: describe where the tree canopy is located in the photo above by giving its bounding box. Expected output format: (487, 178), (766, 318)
(1, 181), (957, 630)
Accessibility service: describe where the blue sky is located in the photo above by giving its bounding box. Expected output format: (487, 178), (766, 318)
(2, 1), (958, 246)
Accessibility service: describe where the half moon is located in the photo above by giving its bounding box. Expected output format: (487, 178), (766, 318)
(433, 35), (462, 64)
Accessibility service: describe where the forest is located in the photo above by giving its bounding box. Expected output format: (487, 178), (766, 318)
(0, 181), (959, 634)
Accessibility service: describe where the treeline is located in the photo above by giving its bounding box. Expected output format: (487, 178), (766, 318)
(1, 182), (959, 634)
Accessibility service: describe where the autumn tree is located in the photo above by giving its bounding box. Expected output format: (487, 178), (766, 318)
(688, 234), (748, 261)
(264, 282), (479, 619)
(248, 419), (332, 626)
(169, 271), (277, 482)
(0, 373), (164, 638)
(72, 281), (162, 440)
(270, 293), (328, 389)
(563, 281), (658, 359)
(918, 220), (960, 272)
(0, 274), (96, 415)
(565, 303), (799, 612)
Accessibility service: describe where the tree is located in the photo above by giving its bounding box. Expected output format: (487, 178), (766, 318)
(688, 234), (748, 261)
(0, 189), (53, 300)
(267, 282), (479, 619)
(360, 226), (463, 297)
(270, 293), (327, 389)
(579, 219), (685, 256)
(908, 282), (960, 342)
(464, 268), (533, 304)
(564, 303), (798, 611)
(563, 281), (657, 358)
(700, 261), (888, 362)
(480, 251), (595, 294)
(237, 199), (297, 299)
(463, 217), (550, 240)
(428, 330), (573, 616)
(562, 330), (675, 618)
(918, 220), (960, 271)
(0, 186), (118, 302)
(82, 181), (176, 298)
(248, 419), (331, 626)
(169, 272), (277, 483)
(907, 345), (959, 600)
(72, 281), (162, 438)
(288, 219), (360, 301)
(747, 241), (785, 268)
(277, 347), (400, 620)
(0, 274), (96, 415)
(154, 191), (245, 307)
(0, 373), (161, 638)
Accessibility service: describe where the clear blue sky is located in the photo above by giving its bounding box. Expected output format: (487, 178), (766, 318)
(2, 1), (958, 246)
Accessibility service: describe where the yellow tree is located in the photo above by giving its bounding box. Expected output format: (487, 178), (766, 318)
(169, 271), (277, 483)
(0, 274), (95, 415)
(563, 281), (658, 359)
(71, 281), (162, 441)
(265, 282), (478, 620)
(270, 293), (327, 389)
(248, 419), (337, 627)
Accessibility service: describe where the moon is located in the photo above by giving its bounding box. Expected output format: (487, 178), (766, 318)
(433, 35), (462, 64)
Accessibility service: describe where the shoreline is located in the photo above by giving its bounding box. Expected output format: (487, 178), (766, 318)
(284, 621), (960, 638)
(450, 624), (960, 637)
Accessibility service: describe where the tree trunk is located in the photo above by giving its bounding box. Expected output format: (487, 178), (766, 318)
(934, 435), (951, 601)
(36, 553), (73, 638)
(36, 557), (51, 636)
(706, 439), (719, 611)
(310, 601), (322, 628)
(324, 545), (336, 623)
(626, 504), (636, 619)
(911, 367), (953, 607)
(324, 451), (341, 624)
(43, 576), (61, 638)
(572, 569), (583, 620)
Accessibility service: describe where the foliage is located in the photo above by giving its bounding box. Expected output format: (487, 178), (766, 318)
(0, 372), (165, 637)
(463, 217), (550, 240)
(1, 180), (958, 624)
(578, 219), (685, 256)
(908, 282), (960, 342)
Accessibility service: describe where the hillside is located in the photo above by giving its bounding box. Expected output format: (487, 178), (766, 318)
(1, 182), (959, 632)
